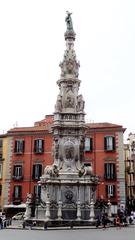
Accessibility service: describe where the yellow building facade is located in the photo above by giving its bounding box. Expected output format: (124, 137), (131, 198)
(0, 135), (8, 211)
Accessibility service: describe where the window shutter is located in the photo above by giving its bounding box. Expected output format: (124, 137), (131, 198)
(105, 185), (108, 197)
(38, 185), (41, 197)
(113, 137), (115, 150)
(13, 186), (15, 197)
(90, 138), (93, 151)
(39, 164), (42, 177)
(113, 185), (116, 197)
(14, 141), (17, 152)
(32, 165), (36, 179)
(20, 166), (22, 177)
(18, 186), (22, 198)
(34, 140), (38, 153)
(34, 140), (37, 153)
(13, 166), (15, 176)
(104, 163), (107, 179)
(104, 137), (107, 150)
(113, 164), (116, 179)
(22, 140), (25, 153)
(42, 140), (44, 152)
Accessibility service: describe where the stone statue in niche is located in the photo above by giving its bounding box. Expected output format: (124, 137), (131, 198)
(63, 142), (75, 171)
(77, 94), (85, 112)
(55, 95), (62, 112)
(65, 144), (74, 159)
(65, 95), (74, 108)
(52, 138), (59, 161)
(64, 86), (75, 108)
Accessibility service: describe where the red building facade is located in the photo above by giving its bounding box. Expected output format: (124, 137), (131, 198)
(3, 115), (125, 213)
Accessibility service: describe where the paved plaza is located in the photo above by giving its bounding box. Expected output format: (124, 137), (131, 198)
(0, 227), (135, 240)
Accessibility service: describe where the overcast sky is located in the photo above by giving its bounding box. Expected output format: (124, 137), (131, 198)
(0, 0), (135, 141)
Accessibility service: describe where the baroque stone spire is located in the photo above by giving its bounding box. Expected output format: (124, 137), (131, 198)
(53, 12), (86, 173)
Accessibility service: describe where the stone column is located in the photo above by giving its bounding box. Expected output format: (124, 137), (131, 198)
(76, 185), (81, 220)
(24, 193), (32, 219)
(77, 200), (81, 220)
(45, 192), (50, 221)
(57, 201), (62, 220)
(57, 184), (62, 220)
(89, 199), (95, 222)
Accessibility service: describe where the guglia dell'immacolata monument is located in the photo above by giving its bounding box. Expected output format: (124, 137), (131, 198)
(24, 12), (99, 226)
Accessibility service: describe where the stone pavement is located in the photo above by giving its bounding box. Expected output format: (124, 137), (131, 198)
(1, 226), (135, 240)
(6, 220), (135, 231)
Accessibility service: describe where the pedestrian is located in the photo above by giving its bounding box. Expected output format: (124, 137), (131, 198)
(0, 217), (3, 229)
(115, 215), (121, 229)
(129, 214), (134, 224)
(96, 215), (101, 228)
(102, 213), (108, 230)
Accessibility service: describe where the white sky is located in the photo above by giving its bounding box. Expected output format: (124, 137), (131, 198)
(0, 0), (135, 142)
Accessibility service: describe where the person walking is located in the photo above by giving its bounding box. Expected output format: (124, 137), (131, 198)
(96, 215), (101, 228)
(102, 213), (108, 230)
(115, 215), (121, 229)
(0, 217), (3, 229)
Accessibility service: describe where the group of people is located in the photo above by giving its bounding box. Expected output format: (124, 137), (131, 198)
(96, 213), (111, 229)
(96, 208), (135, 229)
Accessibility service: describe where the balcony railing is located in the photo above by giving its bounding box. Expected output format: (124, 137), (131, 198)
(12, 197), (22, 205)
(12, 176), (23, 181)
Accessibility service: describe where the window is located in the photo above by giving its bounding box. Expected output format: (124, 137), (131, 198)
(34, 185), (41, 198)
(13, 185), (22, 199)
(84, 137), (93, 152)
(104, 136), (115, 151)
(14, 140), (25, 154)
(0, 164), (2, 179)
(106, 185), (115, 198)
(32, 164), (42, 180)
(0, 140), (2, 148)
(13, 165), (23, 180)
(104, 163), (116, 180)
(34, 139), (44, 154)
(0, 185), (2, 196)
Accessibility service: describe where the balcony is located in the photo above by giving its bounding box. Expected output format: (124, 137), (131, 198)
(34, 148), (44, 154)
(104, 174), (116, 180)
(12, 176), (23, 181)
(12, 197), (22, 205)
(14, 151), (24, 155)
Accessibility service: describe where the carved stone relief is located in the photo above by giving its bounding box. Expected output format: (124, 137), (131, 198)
(63, 86), (75, 109)
(57, 137), (82, 172)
